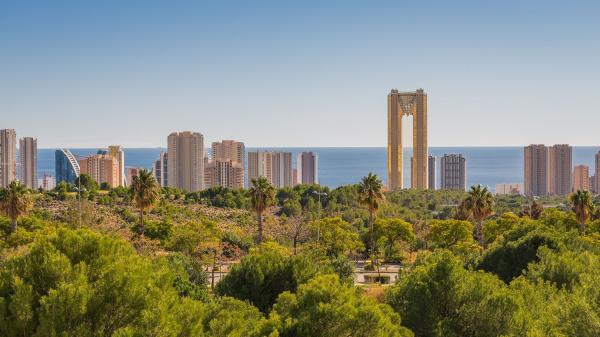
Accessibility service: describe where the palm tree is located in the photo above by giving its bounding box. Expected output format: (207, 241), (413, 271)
(249, 176), (275, 243)
(569, 190), (594, 235)
(0, 181), (33, 233)
(130, 169), (160, 235)
(462, 185), (495, 247)
(358, 173), (384, 254)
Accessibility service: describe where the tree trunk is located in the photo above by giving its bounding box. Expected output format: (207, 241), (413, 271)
(10, 217), (17, 233)
(293, 236), (297, 255)
(476, 220), (484, 247)
(211, 250), (217, 290)
(139, 208), (145, 235)
(369, 213), (373, 252)
(579, 222), (585, 236)
(257, 212), (263, 243)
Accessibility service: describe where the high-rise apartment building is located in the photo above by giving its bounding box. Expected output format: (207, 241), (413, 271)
(0, 129), (17, 187)
(153, 151), (168, 187)
(573, 165), (590, 192)
(108, 145), (125, 186)
(126, 168), (140, 186)
(247, 151), (292, 188)
(595, 151), (600, 194)
(548, 144), (572, 196)
(55, 148), (80, 185)
(79, 154), (119, 187)
(19, 137), (37, 189)
(440, 154), (466, 190)
(591, 175), (597, 194)
(167, 131), (204, 191)
(524, 145), (549, 197)
(428, 156), (436, 190)
(204, 159), (244, 189)
(297, 152), (318, 185)
(38, 174), (56, 191)
(212, 140), (245, 164)
(495, 183), (523, 195)
(388, 89), (428, 190)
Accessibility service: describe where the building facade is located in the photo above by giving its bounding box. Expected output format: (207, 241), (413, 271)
(548, 144), (572, 196)
(297, 152), (318, 185)
(212, 140), (245, 163)
(247, 151), (292, 188)
(38, 174), (56, 191)
(167, 131), (204, 191)
(19, 137), (37, 189)
(440, 154), (466, 190)
(0, 129), (17, 187)
(153, 151), (168, 187)
(79, 154), (119, 187)
(108, 145), (125, 187)
(524, 144), (549, 197)
(428, 156), (436, 190)
(204, 159), (244, 189)
(573, 165), (590, 192)
(55, 148), (80, 185)
(495, 183), (523, 195)
(596, 151), (600, 194)
(388, 89), (428, 190)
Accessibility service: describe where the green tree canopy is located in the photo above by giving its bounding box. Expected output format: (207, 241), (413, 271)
(269, 274), (413, 337)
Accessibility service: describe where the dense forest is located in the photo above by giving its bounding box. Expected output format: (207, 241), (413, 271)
(1, 172), (599, 337)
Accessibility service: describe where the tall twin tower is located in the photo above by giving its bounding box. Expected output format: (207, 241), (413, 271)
(387, 88), (428, 190)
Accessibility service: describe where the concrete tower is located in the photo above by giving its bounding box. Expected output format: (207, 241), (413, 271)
(388, 89), (428, 190)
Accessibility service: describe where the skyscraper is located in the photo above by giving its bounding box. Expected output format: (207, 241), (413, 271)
(204, 159), (244, 189)
(440, 154), (466, 190)
(524, 145), (549, 197)
(79, 154), (119, 187)
(0, 129), (17, 188)
(595, 151), (600, 194)
(38, 174), (56, 191)
(55, 148), (80, 185)
(108, 145), (125, 187)
(548, 144), (572, 196)
(153, 151), (168, 187)
(388, 89), (428, 190)
(573, 165), (590, 192)
(248, 151), (272, 186)
(167, 131), (204, 192)
(19, 137), (37, 189)
(297, 152), (318, 185)
(248, 151), (292, 188)
(212, 140), (245, 164)
(428, 156), (436, 190)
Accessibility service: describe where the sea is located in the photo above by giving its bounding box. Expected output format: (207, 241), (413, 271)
(37, 147), (600, 191)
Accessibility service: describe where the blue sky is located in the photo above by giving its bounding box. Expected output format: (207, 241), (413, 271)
(1, 0), (599, 148)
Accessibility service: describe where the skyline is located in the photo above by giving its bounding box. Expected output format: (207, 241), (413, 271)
(2, 1), (600, 148)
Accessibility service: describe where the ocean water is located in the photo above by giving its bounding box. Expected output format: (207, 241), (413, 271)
(36, 147), (600, 191)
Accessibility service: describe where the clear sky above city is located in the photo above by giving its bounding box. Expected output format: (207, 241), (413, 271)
(1, 0), (599, 148)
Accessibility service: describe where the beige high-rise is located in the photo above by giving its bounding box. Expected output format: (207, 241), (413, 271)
(212, 140), (245, 164)
(573, 165), (590, 192)
(19, 137), (37, 189)
(595, 151), (600, 194)
(388, 89), (428, 190)
(247, 151), (292, 188)
(548, 144), (572, 196)
(0, 129), (17, 188)
(297, 152), (318, 185)
(108, 145), (125, 186)
(204, 159), (244, 189)
(524, 145), (549, 197)
(167, 132), (204, 192)
(79, 154), (120, 187)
